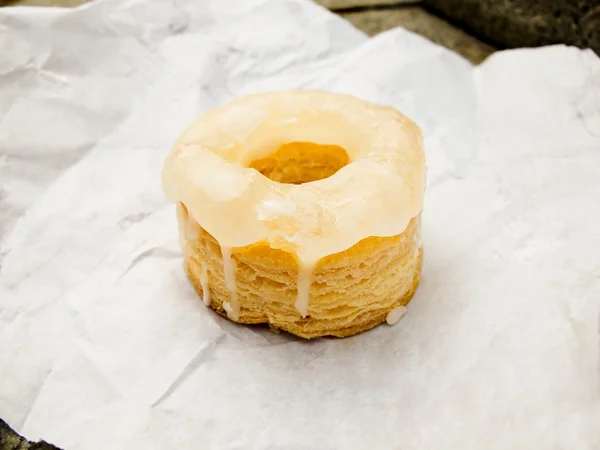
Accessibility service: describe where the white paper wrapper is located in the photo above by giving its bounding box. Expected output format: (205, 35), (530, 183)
(1, 0), (600, 448)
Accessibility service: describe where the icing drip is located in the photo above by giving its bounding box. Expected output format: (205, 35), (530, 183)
(176, 202), (187, 222)
(295, 264), (314, 317)
(186, 216), (201, 240)
(200, 264), (210, 306)
(221, 246), (239, 320)
(386, 306), (407, 325)
(176, 203), (188, 252)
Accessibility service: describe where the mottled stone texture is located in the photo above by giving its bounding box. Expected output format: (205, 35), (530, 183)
(423, 0), (600, 55)
(341, 7), (495, 63)
(317, 0), (419, 8)
(0, 420), (61, 450)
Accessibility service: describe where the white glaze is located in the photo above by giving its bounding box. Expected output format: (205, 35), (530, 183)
(386, 306), (407, 325)
(176, 202), (187, 222)
(220, 246), (239, 320)
(186, 216), (201, 240)
(200, 264), (210, 306)
(295, 263), (315, 318)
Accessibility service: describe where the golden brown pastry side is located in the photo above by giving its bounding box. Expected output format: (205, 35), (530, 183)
(163, 92), (426, 338)
(179, 204), (422, 338)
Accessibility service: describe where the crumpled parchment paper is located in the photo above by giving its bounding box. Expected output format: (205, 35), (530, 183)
(1, 0), (599, 448)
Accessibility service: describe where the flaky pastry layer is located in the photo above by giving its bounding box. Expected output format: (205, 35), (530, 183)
(179, 209), (422, 338)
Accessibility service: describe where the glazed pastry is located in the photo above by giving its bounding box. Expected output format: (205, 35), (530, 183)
(162, 90), (425, 338)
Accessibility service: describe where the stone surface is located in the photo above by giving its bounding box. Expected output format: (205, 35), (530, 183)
(423, 0), (600, 55)
(0, 420), (61, 450)
(316, 0), (419, 10)
(342, 6), (495, 63)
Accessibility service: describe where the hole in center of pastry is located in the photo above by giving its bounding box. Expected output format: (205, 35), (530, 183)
(248, 142), (349, 184)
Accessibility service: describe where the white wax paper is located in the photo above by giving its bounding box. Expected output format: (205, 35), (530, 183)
(1, 0), (600, 448)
